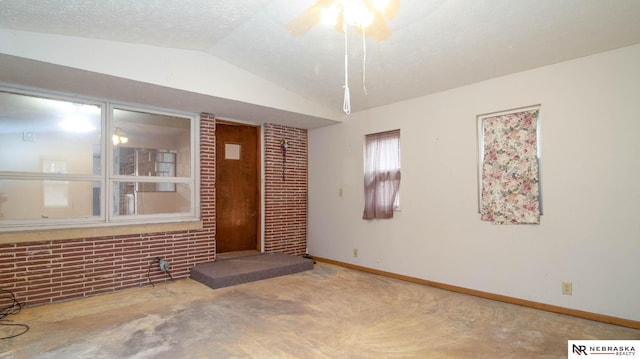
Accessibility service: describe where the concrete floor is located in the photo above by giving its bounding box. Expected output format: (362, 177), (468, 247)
(2, 263), (638, 358)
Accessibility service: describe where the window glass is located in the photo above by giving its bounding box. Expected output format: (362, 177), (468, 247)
(110, 108), (193, 220)
(0, 91), (101, 175)
(0, 89), (197, 231)
(112, 182), (192, 216)
(0, 179), (101, 221)
(112, 108), (190, 177)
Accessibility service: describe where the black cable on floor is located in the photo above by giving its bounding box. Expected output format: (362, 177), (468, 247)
(0, 288), (29, 339)
(147, 259), (156, 288)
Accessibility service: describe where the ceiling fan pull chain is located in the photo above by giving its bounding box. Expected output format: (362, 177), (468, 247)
(362, 25), (368, 96)
(343, 19), (351, 115)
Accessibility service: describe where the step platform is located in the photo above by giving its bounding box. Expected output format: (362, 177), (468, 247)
(190, 252), (314, 289)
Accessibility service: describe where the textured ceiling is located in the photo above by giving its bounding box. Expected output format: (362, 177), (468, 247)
(1, 0), (640, 123)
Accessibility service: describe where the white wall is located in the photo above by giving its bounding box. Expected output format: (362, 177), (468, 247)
(0, 29), (340, 122)
(308, 44), (640, 321)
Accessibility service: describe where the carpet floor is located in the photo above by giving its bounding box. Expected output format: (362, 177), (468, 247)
(2, 263), (638, 358)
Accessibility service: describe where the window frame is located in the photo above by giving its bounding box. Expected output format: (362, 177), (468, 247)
(363, 129), (401, 219)
(0, 86), (200, 232)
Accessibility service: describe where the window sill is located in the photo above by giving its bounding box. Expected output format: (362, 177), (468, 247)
(0, 221), (203, 244)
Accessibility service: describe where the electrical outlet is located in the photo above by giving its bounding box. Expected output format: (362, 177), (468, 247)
(353, 248), (358, 258)
(562, 281), (573, 295)
(339, 188), (343, 197)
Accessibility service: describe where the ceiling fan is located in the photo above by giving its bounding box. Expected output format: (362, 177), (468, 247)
(286, 0), (400, 41)
(287, 0), (400, 114)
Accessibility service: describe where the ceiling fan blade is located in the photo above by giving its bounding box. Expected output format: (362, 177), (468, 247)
(334, 10), (345, 34)
(368, 12), (391, 41)
(286, 0), (335, 36)
(383, 0), (400, 20)
(360, 0), (395, 40)
(360, 0), (399, 18)
(360, 0), (377, 14)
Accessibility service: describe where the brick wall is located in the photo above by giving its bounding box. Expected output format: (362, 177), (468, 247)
(0, 113), (217, 306)
(0, 233), (215, 305)
(0, 115), (309, 306)
(263, 124), (308, 256)
(199, 113), (217, 234)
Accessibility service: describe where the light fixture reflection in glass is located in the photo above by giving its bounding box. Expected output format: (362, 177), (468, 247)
(54, 102), (100, 133)
(112, 127), (129, 146)
(58, 116), (97, 133)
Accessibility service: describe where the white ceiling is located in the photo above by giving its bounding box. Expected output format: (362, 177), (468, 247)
(1, 0), (640, 128)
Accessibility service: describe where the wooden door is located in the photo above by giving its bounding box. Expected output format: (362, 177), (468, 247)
(215, 122), (260, 253)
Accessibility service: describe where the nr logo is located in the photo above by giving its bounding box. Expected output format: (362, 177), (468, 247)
(573, 344), (588, 355)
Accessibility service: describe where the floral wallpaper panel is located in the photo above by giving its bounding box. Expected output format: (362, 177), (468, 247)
(481, 109), (540, 224)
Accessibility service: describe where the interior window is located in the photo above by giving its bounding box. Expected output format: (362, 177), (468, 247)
(111, 108), (193, 217)
(0, 88), (198, 230)
(363, 129), (401, 220)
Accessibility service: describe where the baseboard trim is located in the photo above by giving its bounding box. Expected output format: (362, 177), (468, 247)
(313, 256), (640, 330)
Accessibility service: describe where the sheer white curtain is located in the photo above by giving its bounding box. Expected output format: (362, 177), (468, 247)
(363, 129), (401, 220)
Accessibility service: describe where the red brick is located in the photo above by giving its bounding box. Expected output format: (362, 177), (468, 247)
(1, 118), (309, 304)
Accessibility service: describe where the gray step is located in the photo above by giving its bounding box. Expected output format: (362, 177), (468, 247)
(190, 252), (314, 289)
